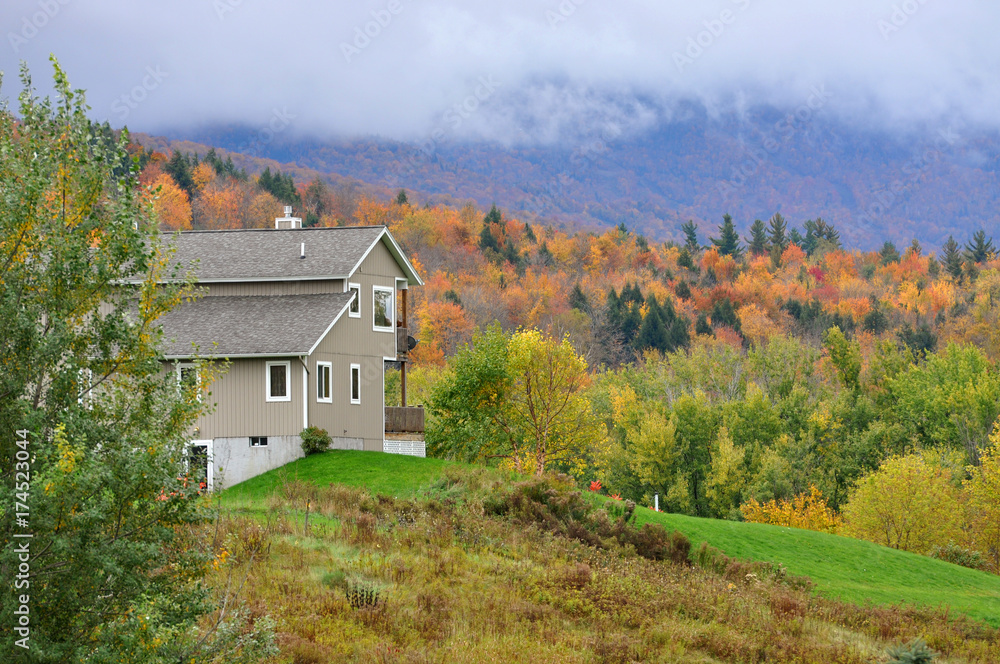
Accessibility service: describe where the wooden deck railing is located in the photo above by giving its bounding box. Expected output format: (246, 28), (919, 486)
(385, 406), (424, 433)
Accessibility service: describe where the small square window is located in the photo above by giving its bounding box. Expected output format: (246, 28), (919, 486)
(266, 361), (291, 402)
(348, 283), (361, 318)
(317, 362), (332, 403)
(250, 436), (268, 447)
(350, 364), (361, 404)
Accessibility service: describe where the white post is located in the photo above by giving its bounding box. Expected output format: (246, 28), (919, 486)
(655, 494), (659, 512)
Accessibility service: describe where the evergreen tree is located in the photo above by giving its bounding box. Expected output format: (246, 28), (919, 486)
(479, 223), (501, 256)
(965, 229), (996, 263)
(879, 241), (901, 265)
(899, 323), (938, 358)
(767, 213), (788, 253)
(695, 313), (713, 336)
(789, 227), (806, 249)
(606, 288), (622, 329)
(620, 302), (642, 344)
(622, 282), (643, 305)
(907, 238), (922, 257)
(635, 299), (669, 353)
(258, 167), (300, 205)
(681, 220), (701, 252)
(710, 298), (741, 333)
(484, 203), (502, 226)
(164, 149), (195, 198)
(746, 219), (768, 256)
(395, 189), (409, 205)
(536, 241), (554, 267)
(524, 223), (537, 243)
(678, 247), (696, 271)
(927, 256), (940, 278)
(569, 283), (589, 312)
(674, 280), (692, 300)
(942, 235), (964, 279)
(813, 218), (841, 248)
(443, 289), (463, 306)
(710, 214), (743, 258)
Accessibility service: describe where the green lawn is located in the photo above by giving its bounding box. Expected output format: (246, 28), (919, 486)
(633, 506), (1000, 627)
(223, 450), (1000, 626)
(221, 450), (456, 505)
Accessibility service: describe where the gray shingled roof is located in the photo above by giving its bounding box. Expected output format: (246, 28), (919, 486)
(157, 292), (354, 358)
(164, 226), (387, 282)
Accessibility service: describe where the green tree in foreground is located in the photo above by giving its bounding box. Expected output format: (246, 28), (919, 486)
(0, 61), (274, 663)
(429, 325), (603, 476)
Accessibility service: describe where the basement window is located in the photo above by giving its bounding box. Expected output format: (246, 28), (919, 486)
(250, 436), (268, 447)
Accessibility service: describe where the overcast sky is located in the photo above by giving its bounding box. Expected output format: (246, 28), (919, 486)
(1, 0), (997, 144)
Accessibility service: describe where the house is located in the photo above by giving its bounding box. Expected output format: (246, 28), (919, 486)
(152, 211), (424, 490)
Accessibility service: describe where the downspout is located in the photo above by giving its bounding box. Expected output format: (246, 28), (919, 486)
(299, 356), (309, 430)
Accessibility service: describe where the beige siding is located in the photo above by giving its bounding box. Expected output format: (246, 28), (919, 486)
(192, 358), (304, 439)
(308, 239), (407, 451)
(182, 238), (411, 453)
(195, 280), (345, 297)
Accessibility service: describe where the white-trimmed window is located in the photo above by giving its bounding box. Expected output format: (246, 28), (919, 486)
(350, 363), (361, 404)
(78, 368), (93, 408)
(373, 286), (394, 331)
(266, 361), (291, 402)
(249, 436), (268, 447)
(317, 361), (332, 403)
(348, 282), (361, 318)
(176, 362), (202, 401)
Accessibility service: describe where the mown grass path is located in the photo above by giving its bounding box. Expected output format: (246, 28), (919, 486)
(222, 450), (1000, 626)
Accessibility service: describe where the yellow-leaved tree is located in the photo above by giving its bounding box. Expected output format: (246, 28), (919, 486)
(741, 485), (840, 534)
(841, 454), (963, 552)
(964, 420), (1000, 572)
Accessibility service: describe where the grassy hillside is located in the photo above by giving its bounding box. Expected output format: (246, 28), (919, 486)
(212, 451), (1000, 662)
(633, 508), (1000, 627)
(223, 451), (1000, 629)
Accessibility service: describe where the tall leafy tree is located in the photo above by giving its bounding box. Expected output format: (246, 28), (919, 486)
(429, 325), (603, 476)
(745, 219), (768, 256)
(710, 214), (743, 258)
(0, 61), (274, 662)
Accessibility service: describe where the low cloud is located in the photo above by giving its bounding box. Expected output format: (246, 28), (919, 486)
(1, 0), (997, 142)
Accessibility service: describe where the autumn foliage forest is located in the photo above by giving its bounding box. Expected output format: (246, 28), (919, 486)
(143, 145), (1000, 574)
